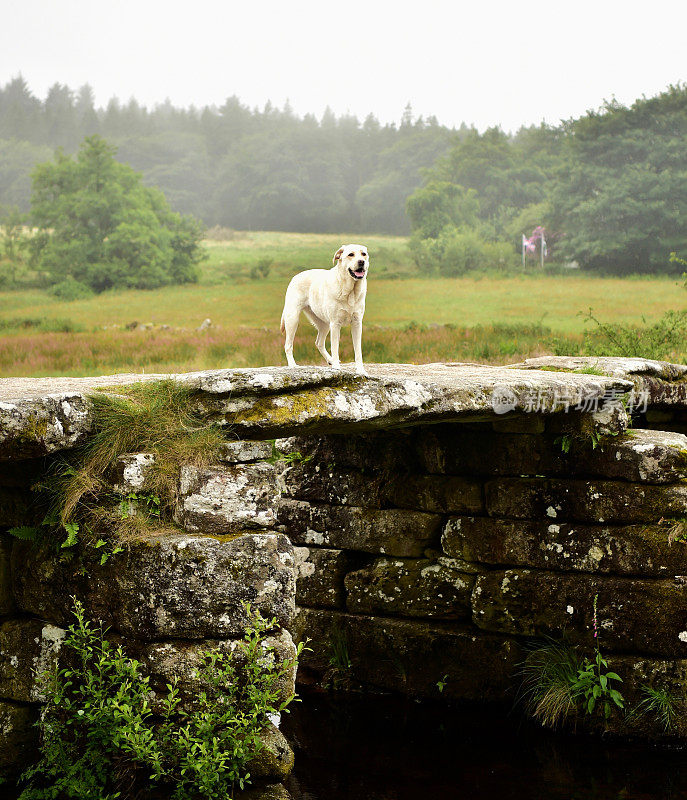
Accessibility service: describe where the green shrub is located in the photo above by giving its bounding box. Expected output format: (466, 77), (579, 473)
(20, 600), (301, 800)
(409, 225), (518, 276)
(30, 135), (206, 293)
(49, 277), (93, 301)
(582, 308), (687, 361)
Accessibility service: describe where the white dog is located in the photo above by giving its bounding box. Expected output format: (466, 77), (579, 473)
(280, 244), (369, 375)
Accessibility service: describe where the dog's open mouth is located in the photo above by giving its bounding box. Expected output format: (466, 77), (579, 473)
(349, 267), (366, 280)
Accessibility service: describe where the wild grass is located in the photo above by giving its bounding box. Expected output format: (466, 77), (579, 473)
(0, 322), (577, 377)
(518, 640), (582, 729)
(0, 231), (684, 377)
(632, 685), (679, 732)
(51, 379), (225, 542)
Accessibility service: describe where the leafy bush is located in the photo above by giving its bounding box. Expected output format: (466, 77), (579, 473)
(582, 308), (687, 361)
(20, 600), (301, 800)
(30, 135), (206, 293)
(250, 257), (273, 280)
(49, 276), (93, 301)
(409, 225), (517, 275)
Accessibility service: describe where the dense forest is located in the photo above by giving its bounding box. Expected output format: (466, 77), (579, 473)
(407, 85), (687, 274)
(0, 76), (457, 234)
(1, 77), (687, 274)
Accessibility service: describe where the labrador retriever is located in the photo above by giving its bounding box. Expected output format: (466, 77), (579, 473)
(280, 244), (369, 375)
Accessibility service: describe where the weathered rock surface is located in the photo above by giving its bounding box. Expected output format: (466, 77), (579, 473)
(414, 426), (687, 483)
(0, 535), (13, 615)
(0, 391), (93, 461)
(345, 556), (478, 619)
(277, 499), (442, 557)
(235, 782), (292, 800)
(443, 517), (687, 577)
(0, 619), (65, 703)
(12, 532), (296, 639)
(485, 477), (687, 523)
(293, 547), (350, 608)
(0, 363), (634, 460)
(175, 463), (279, 533)
(0, 700), (38, 776)
(472, 569), (687, 657)
(293, 608), (519, 701)
(246, 723), (295, 780)
(220, 439), (275, 463)
(281, 463), (387, 508)
(110, 452), (156, 493)
(388, 475), (483, 514)
(137, 630), (297, 712)
(514, 356), (687, 410)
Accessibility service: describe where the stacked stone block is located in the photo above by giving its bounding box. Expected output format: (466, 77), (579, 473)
(278, 420), (687, 735)
(0, 443), (297, 797)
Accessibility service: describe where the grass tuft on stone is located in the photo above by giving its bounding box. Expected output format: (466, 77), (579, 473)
(50, 379), (226, 544)
(517, 639), (581, 729)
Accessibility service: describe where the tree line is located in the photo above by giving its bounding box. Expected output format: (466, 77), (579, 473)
(407, 85), (687, 274)
(1, 77), (686, 275)
(0, 76), (456, 234)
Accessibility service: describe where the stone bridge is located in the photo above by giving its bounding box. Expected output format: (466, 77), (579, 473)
(1, 357), (686, 794)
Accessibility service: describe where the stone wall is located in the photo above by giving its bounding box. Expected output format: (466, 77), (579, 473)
(1, 356), (686, 787)
(0, 444), (297, 797)
(278, 420), (687, 731)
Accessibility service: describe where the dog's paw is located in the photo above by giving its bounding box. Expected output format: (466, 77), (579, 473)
(354, 366), (368, 377)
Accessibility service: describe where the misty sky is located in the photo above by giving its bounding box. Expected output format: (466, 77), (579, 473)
(2, 0), (685, 131)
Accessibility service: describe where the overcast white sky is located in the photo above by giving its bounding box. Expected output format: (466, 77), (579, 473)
(1, 0), (685, 131)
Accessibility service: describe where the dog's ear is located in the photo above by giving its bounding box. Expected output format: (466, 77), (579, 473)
(332, 246), (344, 266)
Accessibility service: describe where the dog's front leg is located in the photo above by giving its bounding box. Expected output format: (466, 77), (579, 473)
(351, 315), (367, 376)
(329, 322), (341, 368)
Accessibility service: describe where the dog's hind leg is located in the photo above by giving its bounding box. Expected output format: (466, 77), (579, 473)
(303, 307), (332, 365)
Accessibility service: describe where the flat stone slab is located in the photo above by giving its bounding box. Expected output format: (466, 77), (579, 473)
(0, 362), (635, 460)
(485, 477), (687, 524)
(472, 569), (687, 657)
(277, 499), (442, 557)
(443, 517), (687, 577)
(12, 531), (296, 639)
(293, 607), (519, 701)
(293, 546), (350, 608)
(345, 556), (478, 619)
(513, 357), (687, 409)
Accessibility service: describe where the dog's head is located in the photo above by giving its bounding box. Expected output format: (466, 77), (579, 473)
(333, 244), (369, 280)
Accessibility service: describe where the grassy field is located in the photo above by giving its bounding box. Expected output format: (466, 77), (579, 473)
(0, 231), (684, 377)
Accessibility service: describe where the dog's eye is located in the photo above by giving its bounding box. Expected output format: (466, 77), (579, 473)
(348, 252), (354, 257)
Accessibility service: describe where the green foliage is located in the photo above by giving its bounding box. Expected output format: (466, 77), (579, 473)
(571, 650), (624, 720)
(0, 204), (29, 285)
(633, 685), (679, 732)
(49, 276), (93, 301)
(581, 308), (687, 360)
(553, 88), (687, 274)
(249, 257), (273, 280)
(266, 440), (312, 465)
(19, 600), (301, 800)
(409, 224), (517, 276)
(36, 379), (225, 549)
(519, 639), (581, 729)
(29, 135), (205, 292)
(6, 525), (40, 541)
(519, 596), (625, 729)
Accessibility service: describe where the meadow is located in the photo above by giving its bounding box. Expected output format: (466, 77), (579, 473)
(0, 231), (684, 378)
